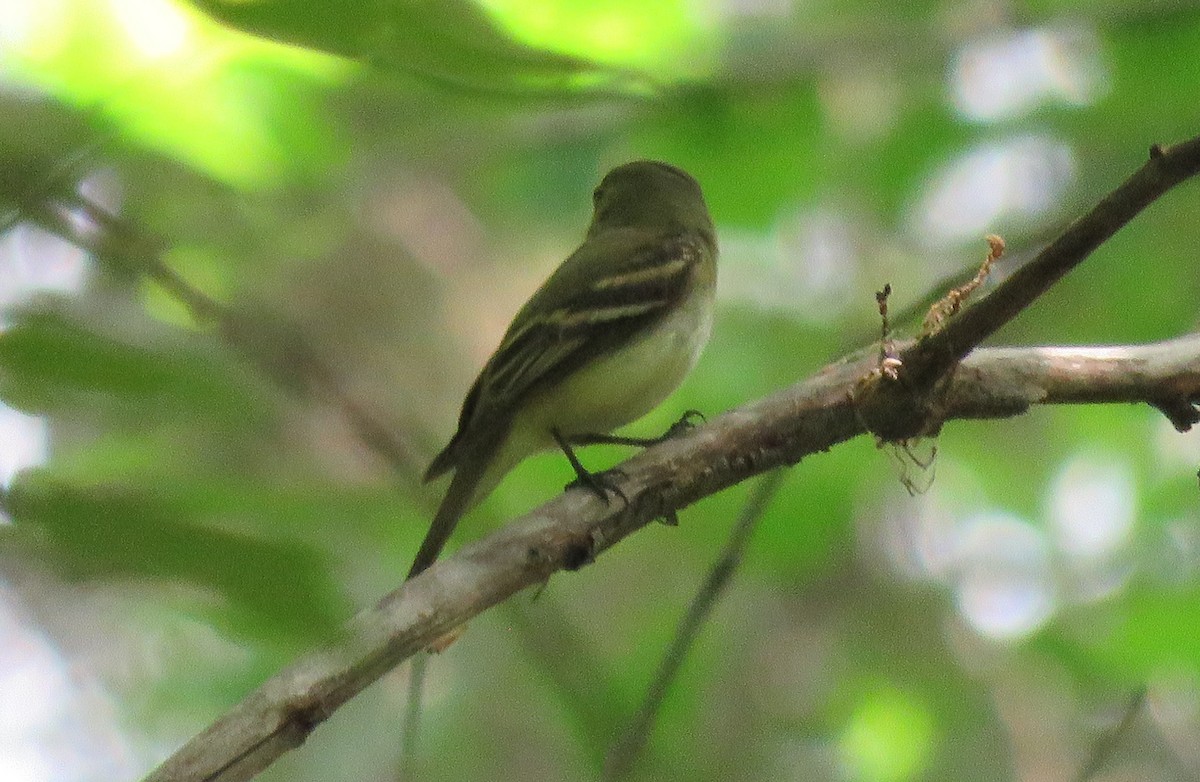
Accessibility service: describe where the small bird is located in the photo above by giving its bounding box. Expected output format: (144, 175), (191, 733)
(409, 161), (718, 579)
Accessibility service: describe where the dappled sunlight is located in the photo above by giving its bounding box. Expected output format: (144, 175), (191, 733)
(1049, 454), (1136, 599)
(109, 0), (193, 61)
(880, 446), (1147, 643)
(772, 208), (863, 322)
(717, 207), (865, 321)
(0, 0), (349, 187)
(0, 0), (69, 61)
(0, 223), (90, 310)
(0, 587), (138, 781)
(0, 405), (47, 495)
(476, 0), (719, 76)
(1048, 453), (1138, 605)
(838, 686), (934, 782)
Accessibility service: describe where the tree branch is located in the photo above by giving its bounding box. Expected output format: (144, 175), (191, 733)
(903, 135), (1200, 388)
(944, 340), (1200, 431)
(143, 132), (1200, 782)
(817, 135), (1200, 446)
(1073, 689), (1147, 782)
(143, 331), (1200, 782)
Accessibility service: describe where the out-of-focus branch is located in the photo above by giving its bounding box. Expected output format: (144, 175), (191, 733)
(601, 470), (785, 781)
(1073, 689), (1146, 782)
(23, 196), (427, 483)
(142, 332), (1200, 782)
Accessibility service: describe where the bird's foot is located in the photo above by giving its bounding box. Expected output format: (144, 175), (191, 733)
(661, 409), (706, 440)
(553, 427), (628, 504)
(564, 466), (628, 504)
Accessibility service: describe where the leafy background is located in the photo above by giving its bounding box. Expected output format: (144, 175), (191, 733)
(1, 1), (1199, 780)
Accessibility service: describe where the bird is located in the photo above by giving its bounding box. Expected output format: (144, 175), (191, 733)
(409, 160), (718, 579)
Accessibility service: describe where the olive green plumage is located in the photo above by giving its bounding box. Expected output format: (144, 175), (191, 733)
(410, 161), (717, 579)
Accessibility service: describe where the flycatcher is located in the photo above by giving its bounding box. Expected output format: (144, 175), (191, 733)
(409, 161), (718, 579)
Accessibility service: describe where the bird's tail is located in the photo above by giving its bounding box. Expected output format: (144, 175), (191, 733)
(406, 430), (504, 580)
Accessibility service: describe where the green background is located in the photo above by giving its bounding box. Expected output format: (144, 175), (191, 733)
(1, 1), (1199, 780)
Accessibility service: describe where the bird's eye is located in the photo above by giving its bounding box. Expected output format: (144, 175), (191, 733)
(592, 186), (603, 205)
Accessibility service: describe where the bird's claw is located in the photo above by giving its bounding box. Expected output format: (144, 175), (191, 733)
(663, 409), (706, 439)
(565, 467), (628, 504)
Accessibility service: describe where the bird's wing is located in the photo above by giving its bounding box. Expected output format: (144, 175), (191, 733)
(424, 228), (709, 479)
(483, 227), (706, 406)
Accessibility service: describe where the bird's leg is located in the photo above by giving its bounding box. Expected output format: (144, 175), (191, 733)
(552, 427), (627, 504)
(567, 409), (706, 448)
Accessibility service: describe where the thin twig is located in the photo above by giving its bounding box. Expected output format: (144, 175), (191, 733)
(875, 284), (902, 381)
(601, 470), (785, 781)
(922, 234), (1003, 334)
(1072, 689), (1146, 782)
(503, 600), (619, 764)
(904, 136), (1200, 387)
(399, 655), (427, 781)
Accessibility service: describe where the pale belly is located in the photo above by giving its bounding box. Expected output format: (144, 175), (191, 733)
(477, 286), (715, 496)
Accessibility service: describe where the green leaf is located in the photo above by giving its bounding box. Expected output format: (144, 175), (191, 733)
(0, 306), (272, 430)
(2, 474), (348, 643)
(186, 0), (651, 95)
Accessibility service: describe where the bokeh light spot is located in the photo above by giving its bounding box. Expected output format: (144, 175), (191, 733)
(839, 686), (935, 782)
(914, 135), (1074, 246)
(951, 25), (1108, 122)
(1049, 454), (1135, 563)
(953, 511), (1056, 640)
(0, 405), (48, 495)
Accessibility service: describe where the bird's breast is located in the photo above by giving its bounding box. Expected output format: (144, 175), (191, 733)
(526, 285), (715, 440)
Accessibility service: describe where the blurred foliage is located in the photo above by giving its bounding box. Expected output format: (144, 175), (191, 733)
(1, 1), (1199, 781)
